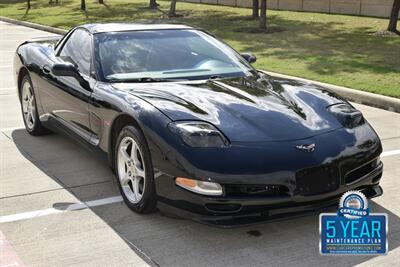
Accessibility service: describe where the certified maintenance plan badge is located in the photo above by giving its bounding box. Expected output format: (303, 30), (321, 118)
(320, 191), (388, 255)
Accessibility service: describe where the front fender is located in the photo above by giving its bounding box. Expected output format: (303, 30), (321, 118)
(89, 83), (174, 170)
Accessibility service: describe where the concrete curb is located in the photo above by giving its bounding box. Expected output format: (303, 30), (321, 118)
(0, 16), (67, 35)
(1, 16), (399, 113)
(262, 71), (400, 113)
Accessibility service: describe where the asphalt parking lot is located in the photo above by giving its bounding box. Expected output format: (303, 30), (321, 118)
(1, 21), (400, 267)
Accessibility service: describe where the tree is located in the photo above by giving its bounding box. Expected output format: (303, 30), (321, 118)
(27, 0), (31, 9)
(169, 0), (177, 17)
(252, 0), (259, 19)
(99, 0), (104, 4)
(388, 0), (400, 33)
(81, 0), (86, 10)
(259, 0), (267, 29)
(149, 0), (157, 9)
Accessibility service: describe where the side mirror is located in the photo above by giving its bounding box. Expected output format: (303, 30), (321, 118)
(241, 53), (257, 64)
(51, 62), (80, 79)
(51, 62), (91, 91)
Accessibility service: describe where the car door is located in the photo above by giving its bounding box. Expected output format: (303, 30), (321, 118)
(40, 28), (95, 143)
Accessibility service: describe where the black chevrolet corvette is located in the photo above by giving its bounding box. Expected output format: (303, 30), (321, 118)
(14, 23), (383, 226)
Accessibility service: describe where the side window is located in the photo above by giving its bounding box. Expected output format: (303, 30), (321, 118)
(59, 29), (92, 76)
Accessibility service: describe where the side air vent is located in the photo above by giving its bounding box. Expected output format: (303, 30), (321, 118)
(345, 159), (379, 184)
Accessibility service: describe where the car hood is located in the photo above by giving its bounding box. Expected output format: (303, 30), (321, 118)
(113, 74), (346, 142)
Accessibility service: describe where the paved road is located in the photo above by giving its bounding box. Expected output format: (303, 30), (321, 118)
(0, 21), (399, 267)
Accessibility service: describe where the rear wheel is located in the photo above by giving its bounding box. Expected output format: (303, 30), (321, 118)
(115, 125), (157, 213)
(20, 75), (49, 136)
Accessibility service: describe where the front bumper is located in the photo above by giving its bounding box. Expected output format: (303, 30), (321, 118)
(155, 162), (383, 227)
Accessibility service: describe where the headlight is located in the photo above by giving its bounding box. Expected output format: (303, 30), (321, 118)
(328, 103), (364, 129)
(168, 121), (230, 147)
(175, 177), (223, 196)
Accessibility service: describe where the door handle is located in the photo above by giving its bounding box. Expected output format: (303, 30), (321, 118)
(42, 65), (51, 74)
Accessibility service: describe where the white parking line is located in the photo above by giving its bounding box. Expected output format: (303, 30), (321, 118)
(0, 196), (123, 224)
(0, 87), (16, 91)
(381, 149), (400, 158)
(0, 127), (24, 133)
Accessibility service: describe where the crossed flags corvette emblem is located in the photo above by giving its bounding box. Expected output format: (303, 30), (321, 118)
(295, 143), (316, 152)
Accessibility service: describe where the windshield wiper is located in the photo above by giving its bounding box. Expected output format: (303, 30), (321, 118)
(108, 77), (187, 83)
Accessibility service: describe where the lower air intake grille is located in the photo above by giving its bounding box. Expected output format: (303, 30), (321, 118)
(345, 160), (377, 184)
(224, 184), (289, 197)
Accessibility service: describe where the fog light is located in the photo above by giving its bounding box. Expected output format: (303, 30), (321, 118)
(175, 177), (223, 196)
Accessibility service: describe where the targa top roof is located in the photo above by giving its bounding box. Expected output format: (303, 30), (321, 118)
(81, 23), (194, 34)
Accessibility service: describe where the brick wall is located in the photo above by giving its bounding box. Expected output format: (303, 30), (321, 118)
(181, 0), (397, 18)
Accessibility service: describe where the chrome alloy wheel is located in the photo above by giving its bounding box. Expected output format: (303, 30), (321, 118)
(117, 136), (146, 204)
(21, 80), (36, 130)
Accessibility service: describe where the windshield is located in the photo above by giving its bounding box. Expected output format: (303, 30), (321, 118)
(94, 29), (254, 82)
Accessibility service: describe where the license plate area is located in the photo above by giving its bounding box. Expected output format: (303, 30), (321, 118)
(296, 165), (339, 196)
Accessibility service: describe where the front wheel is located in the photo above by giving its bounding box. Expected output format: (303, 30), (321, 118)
(115, 125), (157, 213)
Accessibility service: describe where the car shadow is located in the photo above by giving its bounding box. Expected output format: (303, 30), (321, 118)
(10, 129), (400, 266)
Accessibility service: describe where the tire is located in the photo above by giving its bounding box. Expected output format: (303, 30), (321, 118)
(19, 75), (49, 136)
(114, 125), (157, 213)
